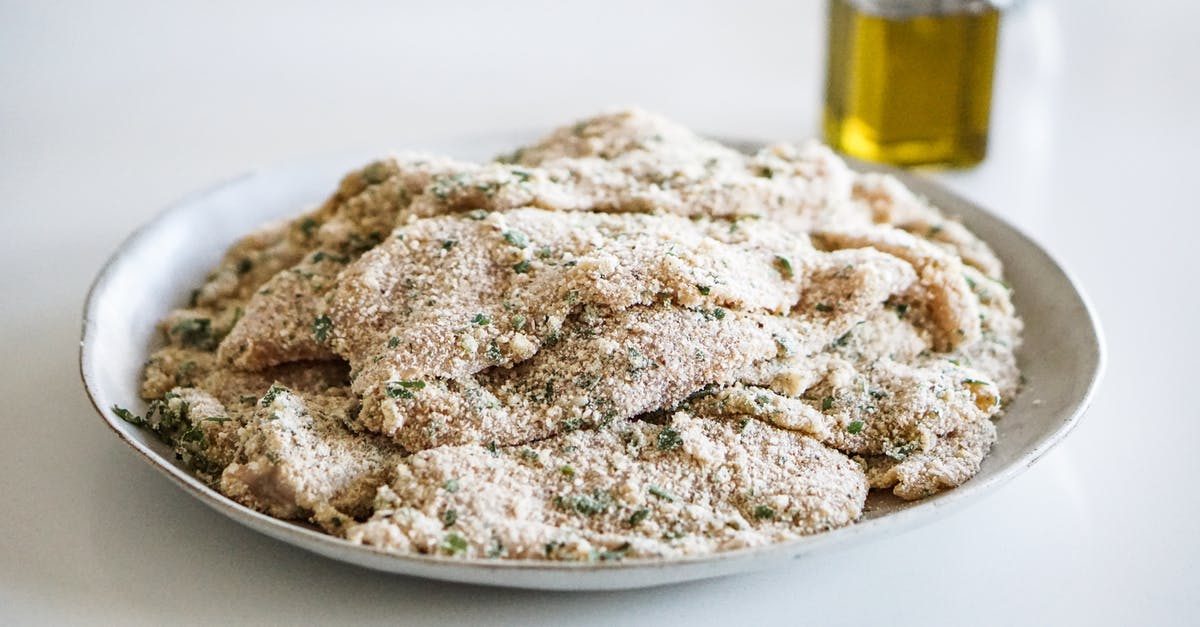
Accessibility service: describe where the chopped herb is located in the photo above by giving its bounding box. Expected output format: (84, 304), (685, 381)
(696, 284), (711, 296)
(312, 315), (333, 344)
(442, 509), (457, 528)
(712, 307), (726, 320)
(847, 420), (865, 434)
(774, 255), (794, 279)
(596, 542), (631, 561)
(511, 168), (532, 182)
(111, 405), (145, 427)
(465, 208), (488, 220)
(753, 505), (776, 520)
(362, 161), (389, 184)
(442, 239), (458, 250)
(471, 313), (491, 326)
(821, 396), (835, 411)
(519, 448), (540, 463)
(512, 259), (531, 274)
(385, 379), (426, 400)
(170, 318), (216, 349)
(235, 258), (253, 275)
(560, 465), (576, 478)
(440, 533), (469, 555)
(565, 488), (612, 516)
(560, 416), (583, 432)
(260, 385), (288, 407)
(486, 538), (506, 558)
(444, 479), (460, 493)
(510, 315), (527, 331)
(815, 303), (833, 313)
(929, 225), (944, 236)
(387, 336), (401, 348)
(310, 251), (349, 264)
(502, 230), (529, 249)
(834, 330), (852, 347)
(174, 360), (197, 386)
(486, 440), (499, 455)
(656, 428), (683, 451)
(485, 341), (502, 362)
(894, 303), (909, 319)
(628, 508), (650, 527)
(648, 485), (676, 502)
(298, 218), (320, 239)
(962, 378), (989, 386)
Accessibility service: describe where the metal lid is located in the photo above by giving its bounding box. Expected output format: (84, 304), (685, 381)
(842, 0), (1012, 18)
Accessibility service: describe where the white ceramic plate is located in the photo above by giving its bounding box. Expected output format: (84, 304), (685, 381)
(80, 137), (1104, 590)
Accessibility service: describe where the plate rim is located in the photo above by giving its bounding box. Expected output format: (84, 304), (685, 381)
(78, 143), (1106, 589)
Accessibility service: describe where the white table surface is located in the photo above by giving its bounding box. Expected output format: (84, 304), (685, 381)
(2, 0), (1198, 624)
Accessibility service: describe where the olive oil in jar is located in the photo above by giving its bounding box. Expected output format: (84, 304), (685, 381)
(823, 0), (1000, 167)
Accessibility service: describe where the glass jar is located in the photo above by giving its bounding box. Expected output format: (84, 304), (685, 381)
(823, 0), (1004, 167)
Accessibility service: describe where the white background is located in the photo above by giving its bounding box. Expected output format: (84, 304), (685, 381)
(2, 0), (1199, 624)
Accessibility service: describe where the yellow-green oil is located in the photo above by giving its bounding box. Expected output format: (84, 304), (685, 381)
(823, 0), (1000, 167)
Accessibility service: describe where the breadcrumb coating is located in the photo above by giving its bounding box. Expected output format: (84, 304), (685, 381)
(124, 108), (1022, 561)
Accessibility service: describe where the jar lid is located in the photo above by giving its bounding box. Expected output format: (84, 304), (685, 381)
(842, 0), (1012, 18)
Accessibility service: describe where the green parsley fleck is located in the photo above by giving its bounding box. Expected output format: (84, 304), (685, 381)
(628, 508), (650, 527)
(312, 315), (333, 344)
(657, 428), (683, 451)
(847, 420), (865, 434)
(442, 239), (458, 250)
(171, 318), (216, 350)
(260, 385), (288, 407)
(510, 314), (527, 331)
(444, 478), (460, 493)
(753, 505), (776, 520)
(821, 396), (835, 411)
(385, 379), (426, 400)
(697, 284), (711, 296)
(298, 218), (320, 239)
(566, 489), (612, 516)
(471, 313), (490, 326)
(596, 542), (631, 561)
(387, 336), (401, 348)
(442, 509), (458, 528)
(512, 259), (531, 274)
(774, 255), (794, 279)
(502, 230), (529, 248)
(560, 465), (576, 478)
(111, 405), (145, 427)
(648, 485), (676, 502)
(712, 307), (726, 320)
(440, 533), (469, 556)
(815, 303), (833, 313)
(362, 161), (389, 184)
